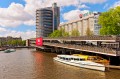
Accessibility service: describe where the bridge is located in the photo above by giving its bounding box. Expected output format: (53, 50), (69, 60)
(29, 36), (120, 57)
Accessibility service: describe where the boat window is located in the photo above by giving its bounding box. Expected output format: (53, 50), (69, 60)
(60, 57), (63, 59)
(87, 57), (93, 60)
(66, 58), (68, 60)
(87, 57), (98, 60)
(74, 58), (76, 60)
(97, 56), (103, 60)
(68, 58), (71, 60)
(65, 58), (70, 60)
(93, 57), (97, 60)
(80, 58), (85, 61)
(77, 58), (79, 61)
(74, 58), (79, 61)
(87, 57), (90, 60)
(71, 58), (74, 60)
(63, 57), (65, 60)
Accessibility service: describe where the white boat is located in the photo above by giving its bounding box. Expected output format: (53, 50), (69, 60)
(53, 54), (109, 71)
(4, 48), (16, 53)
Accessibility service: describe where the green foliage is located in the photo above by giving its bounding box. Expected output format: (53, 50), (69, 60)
(49, 28), (81, 38)
(63, 32), (69, 37)
(71, 29), (80, 37)
(49, 28), (69, 38)
(98, 6), (120, 35)
(86, 26), (93, 36)
(22, 40), (26, 46)
(0, 40), (26, 46)
(49, 30), (62, 38)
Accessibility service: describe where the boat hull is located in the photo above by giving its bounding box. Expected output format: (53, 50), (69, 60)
(4, 49), (16, 53)
(54, 57), (105, 71)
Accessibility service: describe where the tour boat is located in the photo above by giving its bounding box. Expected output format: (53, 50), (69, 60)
(53, 54), (109, 71)
(4, 49), (16, 53)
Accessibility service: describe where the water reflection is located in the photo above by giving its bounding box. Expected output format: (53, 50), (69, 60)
(0, 48), (120, 79)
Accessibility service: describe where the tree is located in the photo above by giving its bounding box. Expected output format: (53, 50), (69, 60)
(71, 29), (80, 37)
(86, 26), (93, 36)
(61, 28), (69, 37)
(98, 6), (120, 35)
(49, 30), (62, 38)
(5, 40), (25, 46)
(49, 28), (69, 38)
(7, 40), (12, 46)
(22, 40), (26, 46)
(63, 32), (69, 37)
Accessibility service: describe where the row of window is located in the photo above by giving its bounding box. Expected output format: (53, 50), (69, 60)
(58, 57), (85, 61)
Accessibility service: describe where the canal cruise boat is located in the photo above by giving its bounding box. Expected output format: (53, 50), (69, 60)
(53, 54), (109, 71)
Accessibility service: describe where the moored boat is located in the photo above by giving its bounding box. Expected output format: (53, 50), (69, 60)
(53, 54), (109, 71)
(4, 49), (16, 53)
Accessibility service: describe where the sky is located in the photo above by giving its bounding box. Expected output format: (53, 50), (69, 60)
(0, 0), (120, 40)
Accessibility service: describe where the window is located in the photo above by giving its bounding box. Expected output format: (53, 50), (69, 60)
(74, 58), (79, 61)
(94, 20), (98, 23)
(66, 58), (68, 60)
(80, 59), (85, 61)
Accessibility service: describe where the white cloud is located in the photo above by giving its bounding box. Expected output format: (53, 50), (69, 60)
(0, 27), (7, 32)
(0, 19), (22, 27)
(24, 0), (81, 17)
(80, 0), (107, 4)
(103, 3), (109, 9)
(0, 0), (108, 39)
(60, 22), (64, 24)
(0, 2), (34, 27)
(78, 4), (89, 9)
(24, 0), (107, 22)
(111, 1), (120, 8)
(0, 27), (36, 40)
(63, 9), (89, 21)
(75, 3), (89, 9)
(0, 0), (79, 27)
(0, 0), (108, 27)
(24, 20), (35, 26)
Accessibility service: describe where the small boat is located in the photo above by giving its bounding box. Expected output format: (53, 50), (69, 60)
(53, 54), (109, 71)
(4, 49), (16, 53)
(0, 47), (7, 51)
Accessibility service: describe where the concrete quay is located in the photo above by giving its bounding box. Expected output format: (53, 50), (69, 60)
(109, 65), (120, 69)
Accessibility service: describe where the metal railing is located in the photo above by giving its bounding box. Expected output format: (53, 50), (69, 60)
(44, 35), (120, 41)
(43, 42), (118, 56)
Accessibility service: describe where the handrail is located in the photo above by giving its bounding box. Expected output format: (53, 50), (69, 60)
(43, 42), (118, 56)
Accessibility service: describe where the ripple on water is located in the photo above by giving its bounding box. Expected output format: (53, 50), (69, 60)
(0, 48), (120, 79)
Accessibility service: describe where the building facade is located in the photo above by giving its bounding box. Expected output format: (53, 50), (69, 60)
(59, 12), (101, 36)
(36, 3), (60, 38)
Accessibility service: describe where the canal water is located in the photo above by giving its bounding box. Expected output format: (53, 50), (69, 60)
(0, 48), (120, 79)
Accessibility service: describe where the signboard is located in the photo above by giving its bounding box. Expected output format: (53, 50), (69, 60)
(36, 37), (43, 46)
(79, 12), (93, 18)
(79, 14), (83, 18)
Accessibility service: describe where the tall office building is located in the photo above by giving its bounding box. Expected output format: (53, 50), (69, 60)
(36, 3), (60, 38)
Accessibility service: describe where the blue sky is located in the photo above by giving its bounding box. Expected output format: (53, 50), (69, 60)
(0, 0), (120, 39)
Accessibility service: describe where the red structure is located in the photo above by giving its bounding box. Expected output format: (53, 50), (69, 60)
(79, 14), (83, 18)
(36, 37), (43, 46)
